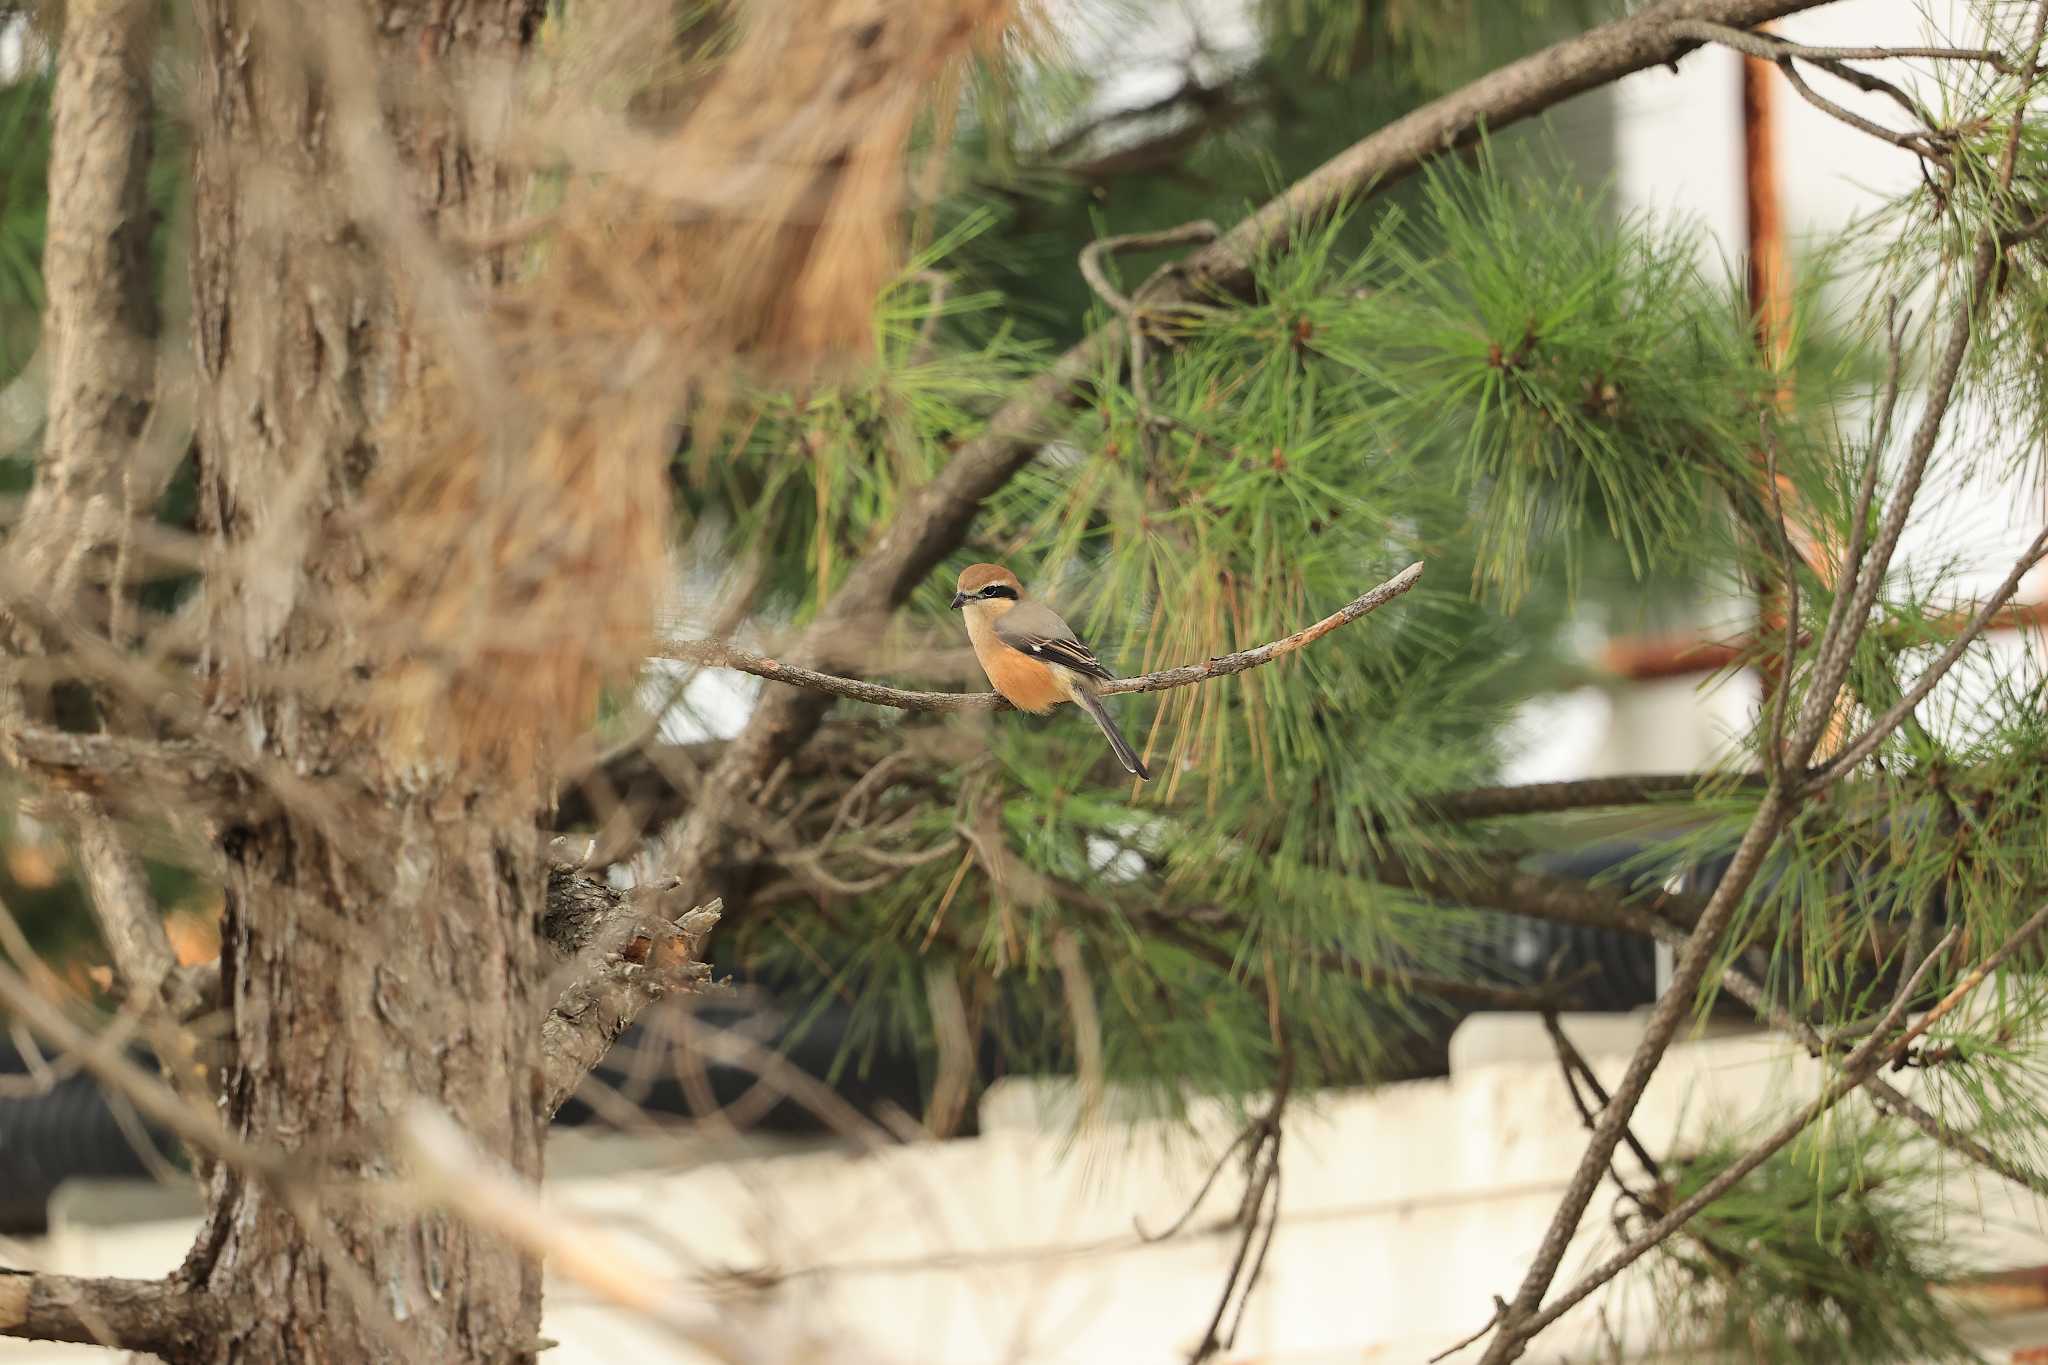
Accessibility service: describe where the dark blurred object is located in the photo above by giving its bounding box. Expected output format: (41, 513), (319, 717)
(1461, 842), (1666, 1012)
(2, 833), (1898, 1234)
(551, 994), (934, 1135)
(0, 1036), (173, 1234)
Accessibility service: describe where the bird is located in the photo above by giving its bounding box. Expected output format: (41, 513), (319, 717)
(950, 563), (1150, 781)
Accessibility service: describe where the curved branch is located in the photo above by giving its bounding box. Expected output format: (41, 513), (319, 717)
(0, 1270), (226, 1353)
(661, 562), (1423, 713)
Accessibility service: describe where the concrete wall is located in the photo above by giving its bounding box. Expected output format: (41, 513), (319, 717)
(8, 1011), (2048, 1364)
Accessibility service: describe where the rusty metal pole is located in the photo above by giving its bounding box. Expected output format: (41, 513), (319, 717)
(1741, 35), (1819, 727)
(1743, 38), (1854, 755)
(1743, 43), (1792, 378)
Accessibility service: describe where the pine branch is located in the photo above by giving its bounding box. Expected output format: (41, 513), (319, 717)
(1808, 527), (2048, 788)
(560, 0), (1852, 1129)
(1492, 899), (2048, 1353)
(1053, 876), (1590, 1012)
(1704, 925), (2048, 1203)
(660, 562), (1422, 713)
(1476, 13), (2048, 1356)
(0, 1270), (226, 1353)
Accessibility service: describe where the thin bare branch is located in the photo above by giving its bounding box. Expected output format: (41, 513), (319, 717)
(1809, 526), (2048, 788)
(1664, 20), (2023, 71)
(661, 562), (1423, 712)
(0, 946), (275, 1175)
(1773, 55), (1938, 155)
(1541, 1013), (1664, 1184)
(1498, 904), (2045, 1351)
(1078, 220), (1222, 319)
(393, 1106), (760, 1364)
(1188, 1059), (1290, 1363)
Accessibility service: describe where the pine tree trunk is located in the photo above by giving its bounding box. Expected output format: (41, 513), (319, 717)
(178, 3), (549, 1359)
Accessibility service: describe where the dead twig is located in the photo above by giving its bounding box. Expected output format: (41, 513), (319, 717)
(1187, 1055), (1291, 1364)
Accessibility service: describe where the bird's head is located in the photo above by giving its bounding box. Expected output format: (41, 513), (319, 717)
(951, 563), (1023, 614)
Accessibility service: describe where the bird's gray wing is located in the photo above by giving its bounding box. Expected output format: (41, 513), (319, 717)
(994, 600), (1113, 682)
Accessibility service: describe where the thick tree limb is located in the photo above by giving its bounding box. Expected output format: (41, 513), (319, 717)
(2, 724), (229, 792)
(0, 1270), (226, 1353)
(661, 562), (1422, 712)
(9, 0), (162, 608)
(0, 0), (218, 1132)
(538, 867), (723, 1118)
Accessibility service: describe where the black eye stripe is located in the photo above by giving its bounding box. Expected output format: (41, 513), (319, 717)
(978, 585), (1019, 600)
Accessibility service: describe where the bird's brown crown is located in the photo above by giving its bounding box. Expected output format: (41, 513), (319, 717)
(956, 563), (1023, 594)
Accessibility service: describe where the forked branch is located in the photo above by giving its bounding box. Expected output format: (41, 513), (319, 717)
(1492, 900), (2048, 1352)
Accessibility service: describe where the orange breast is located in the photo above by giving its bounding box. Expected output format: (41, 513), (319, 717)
(966, 612), (1068, 713)
(982, 648), (1068, 713)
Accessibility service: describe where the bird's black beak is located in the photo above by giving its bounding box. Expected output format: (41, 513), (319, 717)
(949, 591), (968, 610)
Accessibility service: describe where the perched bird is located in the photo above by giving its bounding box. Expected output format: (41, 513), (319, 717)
(950, 563), (1150, 780)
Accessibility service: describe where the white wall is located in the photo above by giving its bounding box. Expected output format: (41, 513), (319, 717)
(10, 1015), (2048, 1364)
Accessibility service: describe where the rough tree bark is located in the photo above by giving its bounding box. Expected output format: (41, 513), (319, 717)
(175, 3), (551, 1361)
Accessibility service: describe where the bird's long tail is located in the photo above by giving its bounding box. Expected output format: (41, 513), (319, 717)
(1074, 688), (1150, 781)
